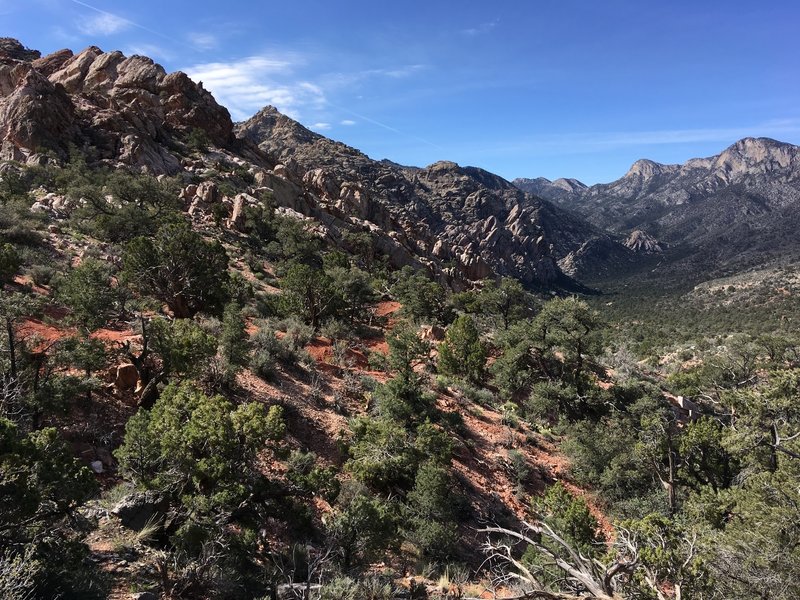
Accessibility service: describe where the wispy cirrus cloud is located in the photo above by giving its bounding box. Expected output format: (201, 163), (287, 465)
(341, 119), (356, 126)
(368, 64), (427, 79)
(461, 18), (499, 36)
(184, 54), (325, 120)
(320, 63), (428, 90)
(188, 32), (218, 51)
(78, 12), (130, 35)
(467, 119), (800, 157)
(311, 122), (331, 131)
(68, 0), (190, 48)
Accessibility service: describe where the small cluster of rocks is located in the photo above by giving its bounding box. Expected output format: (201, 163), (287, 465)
(28, 188), (77, 218)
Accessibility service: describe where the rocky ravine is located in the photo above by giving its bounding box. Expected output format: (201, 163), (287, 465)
(1, 38), (635, 289)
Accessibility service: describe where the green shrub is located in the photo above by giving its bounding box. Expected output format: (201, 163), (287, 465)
(391, 266), (453, 325)
(286, 450), (340, 502)
(0, 243), (21, 284)
(325, 483), (398, 569)
(29, 264), (55, 286)
(56, 258), (118, 330)
(438, 315), (487, 384)
(115, 381), (283, 505)
(402, 462), (459, 560)
(122, 221), (229, 318)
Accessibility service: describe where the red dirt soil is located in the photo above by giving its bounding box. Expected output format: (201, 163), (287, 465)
(374, 300), (401, 317)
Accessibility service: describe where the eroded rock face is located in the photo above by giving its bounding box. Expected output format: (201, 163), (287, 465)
(624, 230), (663, 254)
(0, 60), (76, 161)
(0, 40), (236, 172)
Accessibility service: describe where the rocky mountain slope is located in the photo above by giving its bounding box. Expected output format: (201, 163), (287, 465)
(238, 106), (639, 284)
(1, 38), (634, 289)
(516, 137), (800, 281)
(512, 176), (587, 203)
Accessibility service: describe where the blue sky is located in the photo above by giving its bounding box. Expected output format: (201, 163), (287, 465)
(3, 0), (799, 183)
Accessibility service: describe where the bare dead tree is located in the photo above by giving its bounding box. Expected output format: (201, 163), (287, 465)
(476, 520), (638, 600)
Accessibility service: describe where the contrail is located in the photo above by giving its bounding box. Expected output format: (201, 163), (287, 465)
(68, 0), (202, 51)
(328, 101), (443, 151)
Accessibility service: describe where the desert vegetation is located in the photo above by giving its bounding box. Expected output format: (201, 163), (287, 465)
(2, 153), (799, 600)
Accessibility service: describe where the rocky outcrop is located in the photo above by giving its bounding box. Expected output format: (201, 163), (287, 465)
(0, 57), (77, 162)
(513, 176), (587, 203)
(558, 236), (637, 280)
(114, 364), (139, 391)
(112, 491), (169, 531)
(0, 40), (630, 290)
(624, 230), (663, 254)
(0, 38), (41, 62)
(0, 39), (237, 172)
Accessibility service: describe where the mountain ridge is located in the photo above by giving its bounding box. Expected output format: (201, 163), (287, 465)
(514, 137), (800, 282)
(1, 38), (632, 289)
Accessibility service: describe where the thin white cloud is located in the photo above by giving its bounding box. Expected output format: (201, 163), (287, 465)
(185, 54), (325, 121)
(369, 64), (427, 79)
(327, 101), (442, 150)
(124, 43), (172, 61)
(188, 32), (218, 51)
(68, 0), (186, 48)
(462, 19), (500, 36)
(321, 64), (428, 90)
(465, 119), (800, 158)
(341, 119), (356, 126)
(312, 122), (331, 131)
(78, 12), (130, 35)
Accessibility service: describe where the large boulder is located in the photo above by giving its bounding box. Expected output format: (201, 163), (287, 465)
(112, 491), (170, 531)
(114, 363), (139, 391)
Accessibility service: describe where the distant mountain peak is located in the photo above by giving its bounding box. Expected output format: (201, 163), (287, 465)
(512, 176), (587, 201)
(625, 158), (676, 180)
(713, 136), (797, 174)
(552, 177), (588, 192)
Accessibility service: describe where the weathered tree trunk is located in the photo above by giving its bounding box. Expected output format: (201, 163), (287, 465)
(5, 317), (16, 379)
